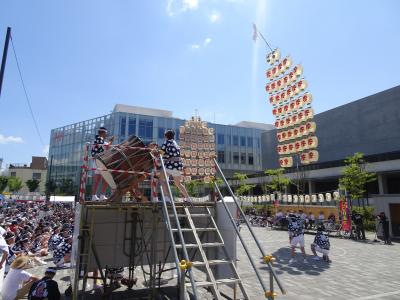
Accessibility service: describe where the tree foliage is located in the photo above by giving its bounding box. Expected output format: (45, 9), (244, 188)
(263, 168), (292, 193)
(339, 152), (376, 201)
(8, 177), (23, 192)
(233, 172), (255, 196)
(26, 179), (40, 192)
(56, 178), (76, 195)
(0, 176), (8, 193)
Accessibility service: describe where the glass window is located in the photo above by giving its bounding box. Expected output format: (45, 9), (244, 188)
(248, 153), (254, 165)
(226, 151), (231, 164)
(256, 137), (260, 148)
(233, 152), (239, 164)
(247, 137), (253, 147)
(240, 153), (246, 164)
(233, 135), (238, 146)
(217, 151), (225, 163)
(10, 172), (16, 177)
(139, 119), (153, 140)
(240, 136), (246, 147)
(226, 135), (231, 145)
(119, 117), (126, 137)
(175, 129), (180, 140)
(217, 134), (225, 145)
(128, 117), (136, 135)
(158, 127), (165, 139)
(32, 173), (42, 180)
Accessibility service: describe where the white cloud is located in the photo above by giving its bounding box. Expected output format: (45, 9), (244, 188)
(203, 37), (212, 46)
(42, 145), (49, 157)
(209, 11), (220, 23)
(190, 37), (212, 50)
(0, 134), (23, 145)
(167, 0), (199, 16)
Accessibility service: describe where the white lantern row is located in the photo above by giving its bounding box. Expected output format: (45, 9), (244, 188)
(266, 79), (307, 98)
(265, 65), (303, 92)
(266, 48), (281, 65)
(266, 56), (292, 79)
(277, 122), (316, 142)
(277, 136), (318, 155)
(271, 93), (312, 117)
(239, 192), (340, 203)
(274, 108), (314, 129)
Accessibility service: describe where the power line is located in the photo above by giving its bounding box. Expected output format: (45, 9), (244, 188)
(10, 35), (45, 147)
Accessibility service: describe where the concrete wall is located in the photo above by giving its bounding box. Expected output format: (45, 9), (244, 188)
(262, 85), (400, 169)
(8, 168), (47, 193)
(371, 195), (400, 237)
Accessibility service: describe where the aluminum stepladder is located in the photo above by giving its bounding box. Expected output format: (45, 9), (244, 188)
(159, 155), (249, 300)
(212, 158), (287, 300)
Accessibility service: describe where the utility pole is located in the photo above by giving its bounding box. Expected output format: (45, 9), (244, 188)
(0, 27), (11, 98)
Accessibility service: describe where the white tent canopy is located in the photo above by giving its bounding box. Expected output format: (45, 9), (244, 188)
(50, 196), (75, 203)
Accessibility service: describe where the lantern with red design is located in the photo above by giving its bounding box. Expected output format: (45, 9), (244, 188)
(277, 79), (282, 90)
(293, 128), (299, 138)
(265, 83), (271, 93)
(271, 82), (277, 91)
(300, 152), (310, 164)
(302, 93), (312, 105)
(294, 65), (303, 77)
(285, 117), (291, 127)
(308, 150), (319, 162)
(275, 121), (280, 128)
(299, 125), (306, 136)
(272, 108), (277, 116)
(305, 121), (316, 134)
(277, 132), (282, 142)
(289, 101), (296, 111)
(298, 111), (304, 122)
(279, 156), (293, 168)
(307, 136), (318, 149)
(277, 145), (282, 155)
(282, 144), (288, 154)
(281, 131), (287, 141)
(283, 75), (289, 86)
(287, 129), (293, 140)
(266, 70), (272, 79)
(283, 104), (289, 113)
(304, 108), (314, 121)
(269, 95), (274, 104)
(280, 91), (286, 101)
(295, 141), (302, 152)
(291, 115), (298, 125)
(301, 139), (307, 150)
(279, 120), (285, 128)
(278, 107), (283, 115)
(288, 143), (294, 153)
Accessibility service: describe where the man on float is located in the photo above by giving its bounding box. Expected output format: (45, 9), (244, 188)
(159, 130), (191, 203)
(91, 127), (114, 201)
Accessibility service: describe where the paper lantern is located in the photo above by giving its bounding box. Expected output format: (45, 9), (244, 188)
(300, 195), (306, 203)
(308, 150), (319, 162)
(279, 156), (293, 168)
(266, 195), (271, 202)
(333, 191), (340, 200)
(297, 79), (307, 91)
(305, 121), (316, 134)
(325, 193), (332, 202)
(210, 168), (216, 175)
(311, 194), (317, 203)
(307, 136), (318, 149)
(205, 168), (210, 175)
(299, 125), (306, 136)
(270, 194), (275, 201)
(293, 65), (303, 77)
(303, 195), (309, 203)
(293, 195), (298, 203)
(300, 152), (310, 164)
(287, 195), (293, 203)
(304, 108), (314, 121)
(318, 194), (325, 202)
(198, 168), (205, 176)
(302, 93), (313, 106)
(283, 56), (292, 69)
(262, 195), (267, 202)
(282, 194), (287, 202)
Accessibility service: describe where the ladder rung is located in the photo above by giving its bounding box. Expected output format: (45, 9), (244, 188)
(168, 213), (211, 218)
(171, 227), (217, 232)
(187, 278), (240, 288)
(175, 242), (224, 249)
(192, 259), (231, 267)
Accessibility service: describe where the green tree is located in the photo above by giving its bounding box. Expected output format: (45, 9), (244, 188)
(339, 152), (376, 202)
(26, 179), (40, 192)
(8, 177), (23, 192)
(0, 176), (8, 193)
(263, 168), (292, 194)
(233, 172), (255, 196)
(57, 178), (76, 195)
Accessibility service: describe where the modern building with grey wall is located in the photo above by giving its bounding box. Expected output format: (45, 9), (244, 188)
(257, 85), (400, 237)
(48, 104), (267, 189)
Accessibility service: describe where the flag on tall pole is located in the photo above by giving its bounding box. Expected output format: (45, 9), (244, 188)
(252, 23), (258, 42)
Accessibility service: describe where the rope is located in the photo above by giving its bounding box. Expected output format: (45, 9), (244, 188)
(10, 36), (45, 146)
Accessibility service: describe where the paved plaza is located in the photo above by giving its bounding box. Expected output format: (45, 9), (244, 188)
(236, 227), (400, 300)
(25, 227), (399, 300)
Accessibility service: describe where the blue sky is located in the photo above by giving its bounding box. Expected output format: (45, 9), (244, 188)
(0, 0), (399, 167)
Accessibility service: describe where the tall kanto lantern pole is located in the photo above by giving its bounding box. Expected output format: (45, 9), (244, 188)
(264, 48), (319, 168)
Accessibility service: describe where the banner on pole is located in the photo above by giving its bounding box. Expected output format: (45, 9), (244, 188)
(339, 198), (351, 231)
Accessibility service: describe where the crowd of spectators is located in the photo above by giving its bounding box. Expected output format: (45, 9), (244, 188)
(0, 201), (74, 299)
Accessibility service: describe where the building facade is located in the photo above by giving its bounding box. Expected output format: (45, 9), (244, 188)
(8, 156), (48, 193)
(48, 105), (267, 188)
(256, 85), (400, 236)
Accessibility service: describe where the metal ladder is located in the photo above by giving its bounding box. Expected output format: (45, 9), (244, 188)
(212, 158), (287, 300)
(158, 154), (248, 299)
(175, 205), (249, 299)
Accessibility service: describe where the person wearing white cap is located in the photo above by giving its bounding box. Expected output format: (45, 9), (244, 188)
(28, 267), (60, 300)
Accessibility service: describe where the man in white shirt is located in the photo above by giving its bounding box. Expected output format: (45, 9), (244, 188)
(0, 234), (9, 295)
(2, 256), (39, 300)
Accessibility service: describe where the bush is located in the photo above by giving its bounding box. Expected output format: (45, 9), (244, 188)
(352, 206), (376, 231)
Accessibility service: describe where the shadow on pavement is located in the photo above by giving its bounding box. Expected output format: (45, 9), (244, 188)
(261, 247), (331, 276)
